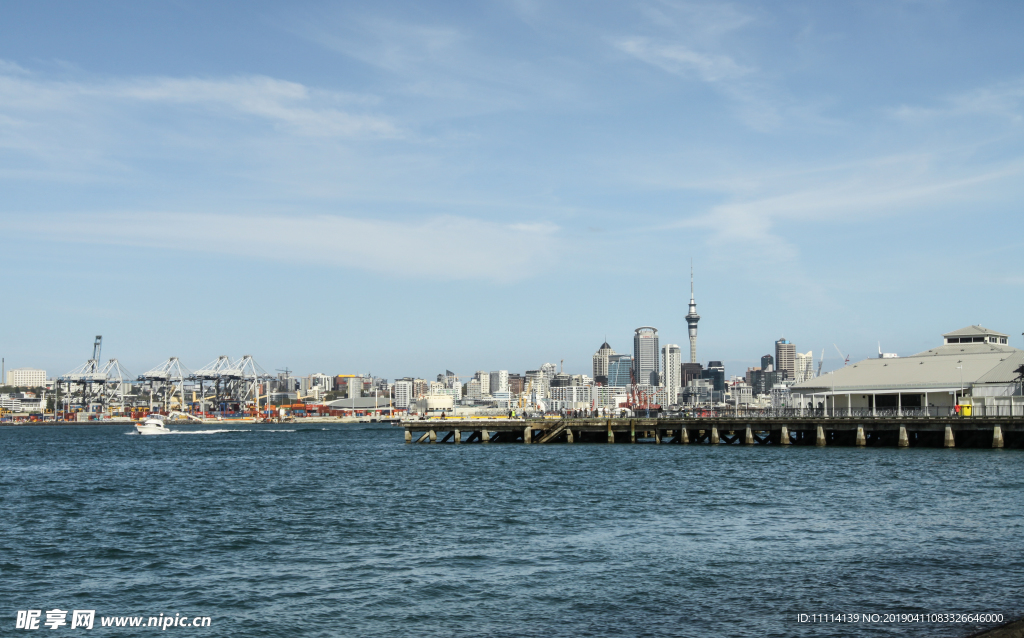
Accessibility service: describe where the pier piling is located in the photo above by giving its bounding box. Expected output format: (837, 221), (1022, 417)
(993, 426), (1004, 448)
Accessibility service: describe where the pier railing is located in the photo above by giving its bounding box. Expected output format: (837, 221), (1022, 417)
(665, 405), (1024, 418)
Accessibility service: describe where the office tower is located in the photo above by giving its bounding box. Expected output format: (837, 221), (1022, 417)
(775, 339), (795, 380)
(607, 355), (633, 387)
(682, 362), (704, 387)
(633, 327), (660, 386)
(592, 341), (615, 384)
(662, 344), (681, 397)
(701, 360), (725, 394)
(489, 370), (509, 394)
(508, 373), (524, 395)
(794, 351), (814, 383)
(685, 266), (700, 363)
(474, 370), (490, 395)
(761, 354), (774, 372)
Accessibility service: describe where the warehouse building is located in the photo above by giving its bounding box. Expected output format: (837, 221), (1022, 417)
(790, 326), (1024, 415)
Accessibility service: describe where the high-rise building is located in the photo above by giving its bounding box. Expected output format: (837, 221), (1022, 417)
(761, 354), (774, 372)
(662, 344), (681, 398)
(775, 339), (795, 381)
(474, 370), (490, 395)
(633, 327), (660, 386)
(794, 351), (814, 383)
(489, 370), (509, 394)
(592, 341), (615, 384)
(5, 368), (46, 387)
(701, 360), (725, 394)
(508, 373), (524, 395)
(394, 380), (412, 408)
(682, 362), (703, 387)
(607, 355), (633, 387)
(685, 265), (700, 363)
(525, 370), (547, 398)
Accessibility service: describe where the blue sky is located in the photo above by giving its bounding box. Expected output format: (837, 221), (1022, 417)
(1, 0), (1022, 381)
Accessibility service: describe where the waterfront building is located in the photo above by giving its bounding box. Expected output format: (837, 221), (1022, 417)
(685, 267), (700, 363)
(662, 344), (681, 395)
(5, 368), (45, 387)
(592, 341), (615, 385)
(594, 385), (627, 407)
(730, 382), (754, 406)
(791, 325), (1024, 414)
(394, 380), (412, 409)
(633, 327), (660, 386)
(549, 385), (593, 411)
(794, 351), (814, 383)
(607, 355), (633, 387)
(775, 339), (795, 380)
(466, 378), (482, 398)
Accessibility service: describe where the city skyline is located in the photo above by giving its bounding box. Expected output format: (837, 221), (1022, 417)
(1, 1), (1022, 377)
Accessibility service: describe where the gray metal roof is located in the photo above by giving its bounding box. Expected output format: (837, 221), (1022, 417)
(792, 341), (1023, 394)
(942, 325), (1008, 338)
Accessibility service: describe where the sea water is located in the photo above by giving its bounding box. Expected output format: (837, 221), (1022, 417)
(2, 423), (1022, 637)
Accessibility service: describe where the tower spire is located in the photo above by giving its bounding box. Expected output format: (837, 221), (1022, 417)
(685, 261), (700, 364)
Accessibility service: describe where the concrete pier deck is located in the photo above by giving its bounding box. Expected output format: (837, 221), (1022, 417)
(401, 416), (1024, 448)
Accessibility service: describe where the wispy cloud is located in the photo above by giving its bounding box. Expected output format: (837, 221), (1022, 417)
(890, 78), (1024, 124)
(613, 37), (750, 82)
(8, 212), (561, 282)
(0, 65), (398, 139)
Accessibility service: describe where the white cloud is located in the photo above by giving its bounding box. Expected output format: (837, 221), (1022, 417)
(614, 37), (750, 83)
(8, 212), (560, 282)
(891, 78), (1024, 124)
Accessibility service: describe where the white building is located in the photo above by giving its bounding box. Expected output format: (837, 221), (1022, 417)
(474, 371), (490, 395)
(549, 385), (593, 411)
(489, 370), (509, 394)
(466, 378), (483, 398)
(394, 380), (412, 409)
(592, 342), (614, 381)
(662, 344), (681, 394)
(793, 351), (814, 384)
(6, 368), (46, 387)
(594, 385), (627, 407)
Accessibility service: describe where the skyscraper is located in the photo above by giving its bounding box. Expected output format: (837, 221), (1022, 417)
(592, 341), (615, 384)
(607, 355), (633, 387)
(633, 327), (660, 386)
(662, 344), (681, 399)
(775, 339), (795, 380)
(685, 265), (700, 363)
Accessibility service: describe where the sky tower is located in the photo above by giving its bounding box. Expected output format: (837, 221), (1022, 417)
(685, 264), (700, 363)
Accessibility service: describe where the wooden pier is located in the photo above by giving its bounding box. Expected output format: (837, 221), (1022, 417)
(402, 416), (1024, 448)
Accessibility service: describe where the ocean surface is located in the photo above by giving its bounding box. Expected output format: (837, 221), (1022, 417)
(1, 423), (1022, 637)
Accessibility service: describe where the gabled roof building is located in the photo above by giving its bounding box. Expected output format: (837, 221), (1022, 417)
(790, 326), (1023, 415)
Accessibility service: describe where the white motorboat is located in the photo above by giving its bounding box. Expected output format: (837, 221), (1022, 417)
(134, 411), (203, 435)
(135, 414), (170, 435)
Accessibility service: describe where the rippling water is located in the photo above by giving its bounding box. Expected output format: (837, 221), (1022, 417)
(2, 423), (1022, 637)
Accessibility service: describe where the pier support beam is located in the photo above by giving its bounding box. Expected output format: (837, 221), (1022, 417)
(481, 429), (490, 443)
(655, 429), (661, 444)
(710, 427), (720, 444)
(429, 429), (437, 444)
(993, 426), (1004, 449)
(944, 426), (955, 448)
(524, 427), (532, 444)
(608, 425), (615, 443)
(815, 426), (826, 447)
(404, 430), (412, 444)
(744, 427), (754, 445)
(898, 426), (909, 447)
(630, 422), (635, 443)
(780, 426), (790, 445)
(855, 427), (866, 447)
(454, 429), (461, 444)
(679, 428), (689, 444)
(566, 429), (574, 444)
